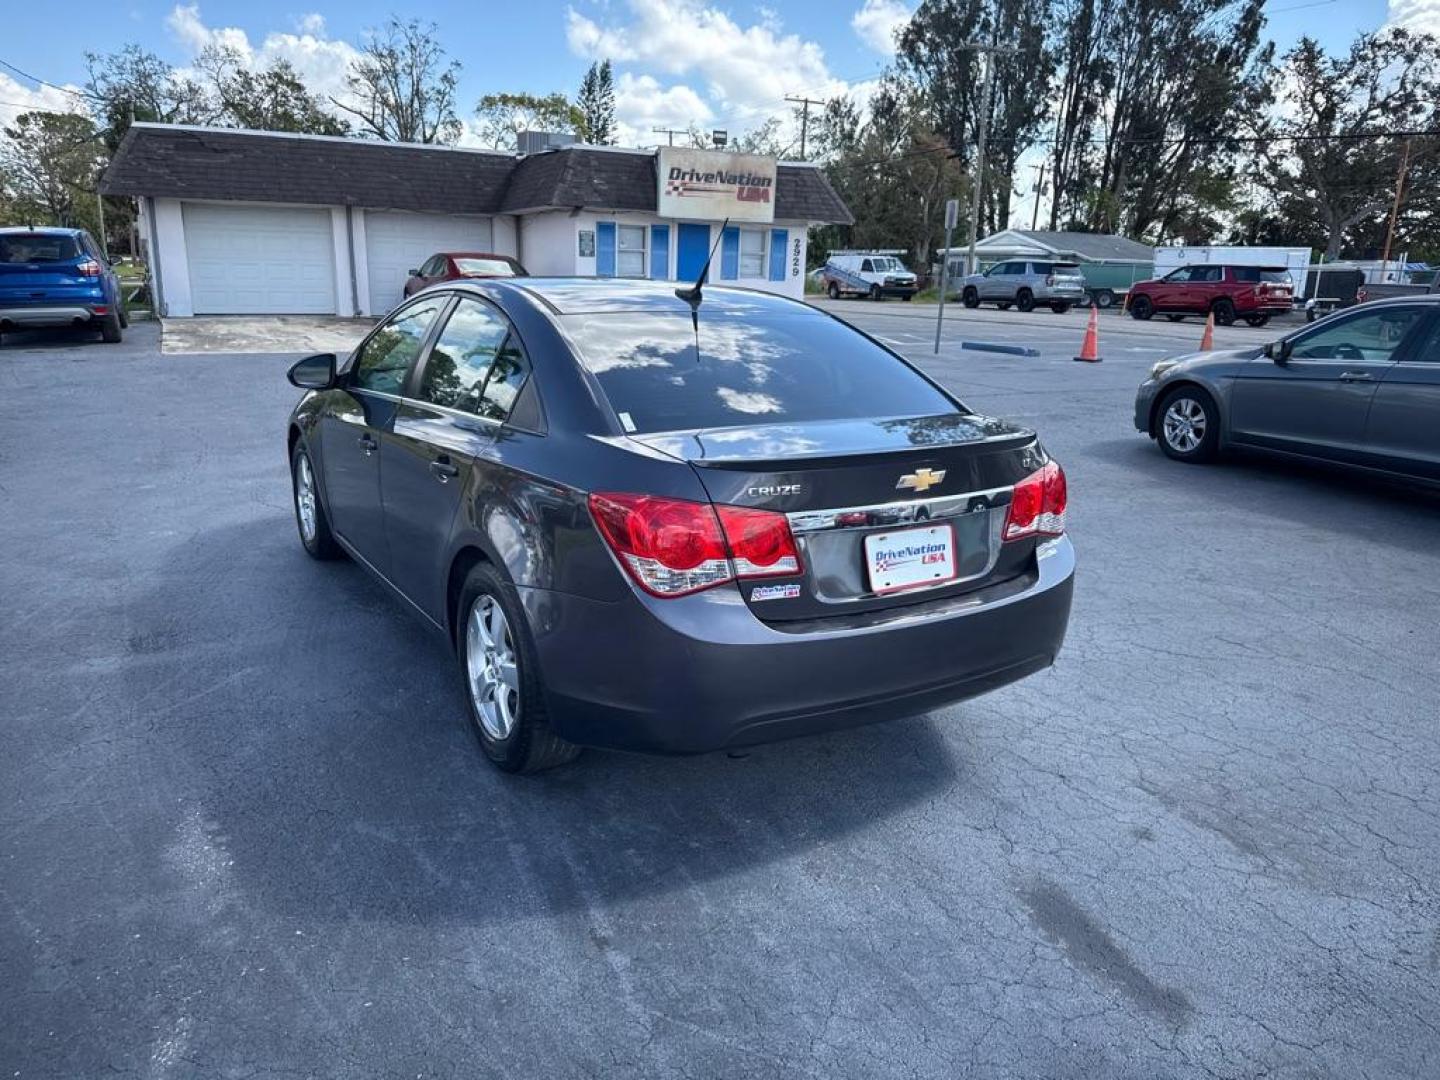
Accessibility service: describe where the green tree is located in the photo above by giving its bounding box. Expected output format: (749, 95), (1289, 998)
(0, 112), (104, 228)
(335, 18), (462, 143)
(474, 92), (580, 151)
(575, 60), (615, 145)
(198, 46), (349, 136)
(1254, 28), (1440, 260)
(84, 44), (219, 153)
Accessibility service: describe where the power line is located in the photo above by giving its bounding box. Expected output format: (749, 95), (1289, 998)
(0, 57), (91, 101)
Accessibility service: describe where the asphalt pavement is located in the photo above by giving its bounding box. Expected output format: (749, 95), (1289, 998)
(2, 309), (1438, 1079)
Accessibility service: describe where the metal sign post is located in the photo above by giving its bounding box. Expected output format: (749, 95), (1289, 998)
(935, 197), (959, 354)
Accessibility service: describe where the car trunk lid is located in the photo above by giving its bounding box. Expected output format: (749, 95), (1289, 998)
(631, 413), (1049, 621)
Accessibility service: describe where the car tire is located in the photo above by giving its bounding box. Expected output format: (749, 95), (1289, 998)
(901, 293), (913, 301)
(962, 287), (980, 308)
(1156, 385), (1220, 464)
(458, 562), (580, 774)
(1050, 302), (1071, 314)
(827, 282), (840, 300)
(1212, 299), (1236, 327)
(1245, 314), (1270, 327)
(100, 310), (123, 343)
(118, 307), (130, 329)
(291, 443), (343, 560)
(870, 284), (883, 301)
(1093, 289), (1115, 309)
(1166, 313), (1186, 322)
(1016, 289), (1035, 313)
(1130, 295), (1154, 320)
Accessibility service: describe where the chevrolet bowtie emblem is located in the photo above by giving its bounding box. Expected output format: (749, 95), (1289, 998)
(897, 468), (946, 493)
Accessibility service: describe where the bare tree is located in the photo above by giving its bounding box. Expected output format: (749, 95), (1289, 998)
(334, 18), (462, 144)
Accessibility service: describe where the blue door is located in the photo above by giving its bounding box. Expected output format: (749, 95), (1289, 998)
(676, 224), (711, 282)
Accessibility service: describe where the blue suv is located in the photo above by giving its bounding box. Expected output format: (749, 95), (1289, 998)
(0, 226), (126, 344)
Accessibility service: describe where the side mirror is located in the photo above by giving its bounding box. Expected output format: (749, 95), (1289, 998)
(1263, 340), (1292, 363)
(408, 268), (421, 278)
(288, 352), (337, 390)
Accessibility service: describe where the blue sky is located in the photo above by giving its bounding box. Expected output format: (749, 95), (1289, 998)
(0, 0), (1413, 151)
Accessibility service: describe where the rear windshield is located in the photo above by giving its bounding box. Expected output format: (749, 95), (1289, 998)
(454, 257), (519, 277)
(563, 310), (956, 434)
(0, 234), (81, 263)
(1232, 267), (1291, 284)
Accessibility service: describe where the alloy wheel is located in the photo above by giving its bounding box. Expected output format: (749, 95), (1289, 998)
(1162, 397), (1207, 454)
(466, 594), (520, 740)
(295, 454), (318, 544)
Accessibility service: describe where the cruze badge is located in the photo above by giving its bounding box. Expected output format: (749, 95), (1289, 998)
(897, 468), (946, 493)
(747, 483), (802, 498)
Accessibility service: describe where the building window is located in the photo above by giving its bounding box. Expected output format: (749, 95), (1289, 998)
(617, 224), (647, 278)
(739, 229), (766, 278)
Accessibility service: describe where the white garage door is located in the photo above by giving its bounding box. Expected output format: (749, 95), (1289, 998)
(365, 211), (492, 316)
(183, 203), (336, 315)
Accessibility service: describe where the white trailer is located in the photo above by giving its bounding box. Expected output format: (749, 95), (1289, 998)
(1152, 245), (1314, 298)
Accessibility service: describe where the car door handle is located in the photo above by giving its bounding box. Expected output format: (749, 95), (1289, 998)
(1339, 371), (1374, 383)
(429, 457), (460, 482)
(357, 433), (377, 454)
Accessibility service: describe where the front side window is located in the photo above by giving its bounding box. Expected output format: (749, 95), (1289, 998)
(1165, 268), (1193, 283)
(352, 297), (444, 394)
(1290, 306), (1429, 361)
(617, 225), (647, 278)
(419, 298), (511, 414)
(739, 230), (766, 278)
(563, 308), (956, 434)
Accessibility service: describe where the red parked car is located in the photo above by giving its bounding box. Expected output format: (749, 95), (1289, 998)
(403, 252), (527, 298)
(1127, 265), (1294, 327)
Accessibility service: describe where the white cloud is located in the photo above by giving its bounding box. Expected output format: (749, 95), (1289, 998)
(852, 0), (911, 55)
(566, 0), (848, 143)
(610, 72), (711, 146)
(1387, 0), (1440, 33)
(164, 3), (360, 110)
(0, 73), (90, 132)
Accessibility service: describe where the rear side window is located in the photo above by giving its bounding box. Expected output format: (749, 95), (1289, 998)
(0, 234), (81, 263)
(1233, 267), (1291, 284)
(419, 298), (510, 414)
(352, 297), (444, 394)
(563, 310), (956, 434)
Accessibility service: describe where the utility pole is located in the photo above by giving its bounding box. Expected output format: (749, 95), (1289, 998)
(1029, 162), (1047, 231)
(1381, 137), (1412, 279)
(651, 126), (687, 147)
(935, 197), (960, 355)
(960, 43), (1017, 275)
(785, 95), (825, 161)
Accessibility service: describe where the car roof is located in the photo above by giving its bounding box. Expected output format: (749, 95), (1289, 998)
(441, 252), (516, 259)
(0, 226), (85, 236)
(478, 277), (813, 317)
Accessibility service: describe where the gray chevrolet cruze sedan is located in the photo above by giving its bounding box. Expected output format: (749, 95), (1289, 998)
(287, 279), (1075, 772)
(1135, 296), (1440, 480)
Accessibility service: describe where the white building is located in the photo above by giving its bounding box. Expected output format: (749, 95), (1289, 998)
(101, 125), (852, 318)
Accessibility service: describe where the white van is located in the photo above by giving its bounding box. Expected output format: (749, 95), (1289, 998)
(821, 250), (919, 301)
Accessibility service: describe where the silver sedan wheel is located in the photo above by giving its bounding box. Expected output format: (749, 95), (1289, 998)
(466, 595), (519, 740)
(295, 454), (318, 544)
(1162, 397), (1208, 454)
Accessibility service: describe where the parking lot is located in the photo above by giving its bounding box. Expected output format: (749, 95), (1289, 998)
(3, 304), (1439, 1078)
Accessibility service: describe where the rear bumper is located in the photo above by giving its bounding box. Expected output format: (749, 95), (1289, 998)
(521, 537), (1075, 753)
(1036, 287), (1088, 302)
(0, 304), (108, 327)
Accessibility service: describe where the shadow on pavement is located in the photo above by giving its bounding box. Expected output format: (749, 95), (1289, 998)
(122, 516), (961, 926)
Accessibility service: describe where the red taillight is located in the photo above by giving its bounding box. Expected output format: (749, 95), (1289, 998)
(76, 259), (104, 277)
(715, 505), (802, 578)
(588, 493), (801, 597)
(1002, 461), (1067, 542)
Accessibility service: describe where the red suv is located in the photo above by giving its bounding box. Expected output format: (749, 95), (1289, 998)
(1128, 265), (1294, 327)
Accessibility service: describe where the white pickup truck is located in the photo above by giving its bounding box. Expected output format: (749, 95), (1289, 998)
(821, 251), (919, 301)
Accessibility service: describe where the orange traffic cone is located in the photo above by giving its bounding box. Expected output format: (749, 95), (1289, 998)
(1073, 304), (1102, 362)
(1199, 311), (1215, 351)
